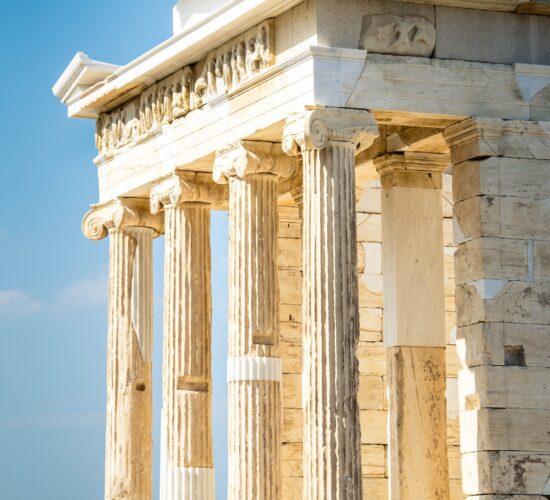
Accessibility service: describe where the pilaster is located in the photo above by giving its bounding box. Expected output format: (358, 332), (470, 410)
(374, 152), (450, 500)
(214, 140), (293, 500)
(444, 118), (550, 498)
(82, 198), (162, 500)
(283, 106), (379, 500)
(150, 174), (224, 500)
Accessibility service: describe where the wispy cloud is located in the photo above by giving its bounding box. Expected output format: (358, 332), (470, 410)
(0, 274), (108, 319)
(52, 274), (108, 313)
(0, 411), (104, 430)
(0, 290), (44, 317)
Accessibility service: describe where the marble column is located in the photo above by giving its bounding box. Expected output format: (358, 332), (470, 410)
(82, 198), (162, 500)
(151, 174), (224, 500)
(374, 152), (450, 500)
(213, 141), (293, 500)
(283, 107), (379, 500)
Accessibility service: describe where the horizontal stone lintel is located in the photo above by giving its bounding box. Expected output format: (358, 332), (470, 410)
(94, 46), (550, 202)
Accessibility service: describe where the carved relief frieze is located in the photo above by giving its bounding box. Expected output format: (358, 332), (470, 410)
(359, 14), (435, 58)
(95, 20), (274, 156)
(195, 20), (274, 105)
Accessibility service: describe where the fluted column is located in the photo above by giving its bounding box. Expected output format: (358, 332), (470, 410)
(374, 152), (450, 500)
(213, 141), (294, 500)
(82, 198), (162, 500)
(151, 174), (225, 500)
(283, 106), (379, 500)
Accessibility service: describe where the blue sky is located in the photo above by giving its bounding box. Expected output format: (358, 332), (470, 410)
(0, 2), (229, 498)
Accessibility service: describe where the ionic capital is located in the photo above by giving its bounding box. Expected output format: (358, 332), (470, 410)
(374, 151), (449, 189)
(82, 198), (163, 241)
(282, 105), (379, 155)
(150, 172), (227, 213)
(213, 141), (294, 184)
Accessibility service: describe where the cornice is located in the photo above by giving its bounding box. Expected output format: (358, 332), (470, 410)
(55, 0), (302, 119)
(93, 19), (276, 157)
(82, 198), (163, 240)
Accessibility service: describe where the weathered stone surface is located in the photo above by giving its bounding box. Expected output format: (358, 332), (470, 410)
(83, 199), (159, 500)
(358, 375), (385, 411)
(105, 228), (153, 500)
(360, 410), (388, 445)
(282, 374), (301, 409)
(377, 165), (446, 347)
(361, 445), (386, 477)
(216, 143), (285, 500)
(282, 407), (302, 443)
(455, 237), (529, 284)
(448, 445), (462, 480)
(278, 269), (302, 306)
(280, 321), (300, 341)
(280, 340), (301, 374)
(150, 179), (215, 498)
(445, 118), (550, 165)
(456, 281), (550, 327)
(387, 347), (450, 499)
(283, 108), (379, 500)
(359, 14), (435, 57)
(462, 451), (550, 496)
(435, 6), (550, 65)
(452, 157), (550, 204)
(362, 478), (389, 499)
(459, 365), (550, 411)
(454, 194), (550, 242)
(461, 408), (550, 453)
(358, 342), (387, 376)
(446, 344), (461, 378)
(356, 212), (383, 242)
(534, 241), (550, 281)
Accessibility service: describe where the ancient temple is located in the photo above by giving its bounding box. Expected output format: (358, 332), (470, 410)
(53, 1), (550, 499)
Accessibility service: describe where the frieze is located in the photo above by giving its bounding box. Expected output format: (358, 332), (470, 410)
(95, 19), (274, 156)
(359, 14), (435, 58)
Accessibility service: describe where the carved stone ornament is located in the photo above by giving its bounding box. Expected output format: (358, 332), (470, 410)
(359, 14), (435, 58)
(95, 20), (274, 156)
(282, 106), (379, 155)
(150, 172), (227, 213)
(213, 141), (295, 184)
(82, 198), (163, 240)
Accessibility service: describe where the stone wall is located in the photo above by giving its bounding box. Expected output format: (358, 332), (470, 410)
(446, 118), (550, 498)
(278, 204), (303, 500)
(315, 0), (550, 65)
(278, 170), (464, 499)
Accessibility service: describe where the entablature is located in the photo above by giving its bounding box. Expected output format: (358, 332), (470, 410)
(54, 0), (550, 206)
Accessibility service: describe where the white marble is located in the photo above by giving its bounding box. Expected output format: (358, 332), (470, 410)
(227, 357), (282, 382)
(173, 0), (233, 34)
